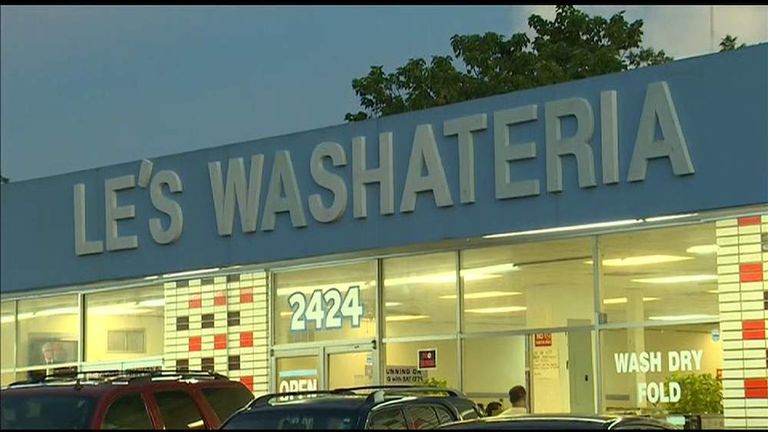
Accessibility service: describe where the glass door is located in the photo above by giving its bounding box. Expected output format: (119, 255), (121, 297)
(272, 342), (377, 392)
(326, 343), (376, 389)
(273, 349), (321, 393)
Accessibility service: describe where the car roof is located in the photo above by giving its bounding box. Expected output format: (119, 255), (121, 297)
(244, 386), (471, 412)
(1, 369), (243, 396)
(440, 414), (674, 429)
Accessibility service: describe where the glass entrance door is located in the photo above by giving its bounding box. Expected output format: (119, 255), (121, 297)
(272, 342), (376, 392)
(326, 344), (375, 389)
(274, 349), (321, 393)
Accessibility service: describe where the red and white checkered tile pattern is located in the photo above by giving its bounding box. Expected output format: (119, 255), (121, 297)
(716, 215), (768, 429)
(163, 272), (269, 396)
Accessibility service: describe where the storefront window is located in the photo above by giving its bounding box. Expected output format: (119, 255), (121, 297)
(16, 295), (79, 368)
(463, 335), (526, 411)
(461, 238), (594, 333)
(598, 223), (719, 325)
(274, 261), (377, 344)
(384, 252), (457, 338)
(1, 302), (15, 372)
(84, 285), (164, 362)
(600, 323), (723, 417)
(385, 339), (458, 389)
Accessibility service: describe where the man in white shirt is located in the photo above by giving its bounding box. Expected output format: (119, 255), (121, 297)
(500, 385), (528, 416)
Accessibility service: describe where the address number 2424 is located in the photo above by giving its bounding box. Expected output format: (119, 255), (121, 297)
(288, 286), (363, 331)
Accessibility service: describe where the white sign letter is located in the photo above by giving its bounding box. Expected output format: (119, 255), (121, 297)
(494, 105), (540, 199)
(628, 81), (694, 181)
(261, 150), (307, 231)
(352, 133), (394, 218)
(444, 113), (487, 204)
(149, 170), (184, 245)
(545, 97), (597, 192)
(309, 142), (348, 223)
(74, 184), (104, 256)
(400, 124), (453, 212)
(105, 175), (137, 251)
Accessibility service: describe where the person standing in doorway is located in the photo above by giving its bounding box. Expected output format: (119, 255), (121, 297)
(500, 385), (527, 416)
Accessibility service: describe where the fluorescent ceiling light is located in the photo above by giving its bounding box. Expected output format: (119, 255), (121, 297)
(483, 212), (697, 239)
(631, 275), (718, 284)
(706, 289), (719, 294)
(642, 213), (697, 222)
(440, 291), (522, 300)
(586, 255), (693, 267)
(34, 307), (79, 317)
(88, 305), (153, 316)
(385, 264), (518, 287)
(649, 314), (719, 321)
(385, 273), (498, 286)
(602, 297), (660, 305)
(138, 299), (165, 308)
(483, 219), (640, 239)
(144, 275), (159, 280)
(162, 268), (221, 278)
(465, 306), (527, 314)
(686, 244), (720, 255)
(276, 280), (372, 296)
(461, 263), (519, 276)
(385, 315), (429, 322)
(385, 302), (403, 307)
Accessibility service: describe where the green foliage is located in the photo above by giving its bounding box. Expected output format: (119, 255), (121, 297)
(345, 5), (673, 121)
(665, 372), (723, 415)
(719, 34), (747, 51)
(421, 377), (449, 388)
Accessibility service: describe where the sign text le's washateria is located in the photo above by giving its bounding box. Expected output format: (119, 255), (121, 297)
(73, 81), (693, 256)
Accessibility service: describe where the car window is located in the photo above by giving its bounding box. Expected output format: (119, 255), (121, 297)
(0, 393), (97, 429)
(454, 401), (481, 420)
(368, 407), (408, 430)
(201, 386), (254, 423)
(406, 405), (440, 430)
(102, 393), (153, 429)
(154, 390), (206, 430)
(434, 405), (455, 424)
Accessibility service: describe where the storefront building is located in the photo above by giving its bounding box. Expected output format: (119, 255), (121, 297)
(1, 45), (767, 429)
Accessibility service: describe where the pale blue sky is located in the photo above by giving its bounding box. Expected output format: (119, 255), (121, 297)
(2, 5), (766, 181)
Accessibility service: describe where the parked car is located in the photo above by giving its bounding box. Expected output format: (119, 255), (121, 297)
(436, 414), (679, 430)
(0, 369), (254, 430)
(220, 385), (483, 430)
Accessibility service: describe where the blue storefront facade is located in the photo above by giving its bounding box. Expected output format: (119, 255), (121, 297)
(2, 44), (767, 428)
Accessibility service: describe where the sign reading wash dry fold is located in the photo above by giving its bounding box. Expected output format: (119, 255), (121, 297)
(2, 45), (767, 293)
(614, 349), (704, 404)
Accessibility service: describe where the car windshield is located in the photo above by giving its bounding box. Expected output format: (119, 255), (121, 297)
(222, 408), (358, 430)
(0, 393), (97, 430)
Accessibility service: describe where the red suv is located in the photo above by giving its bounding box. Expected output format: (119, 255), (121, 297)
(0, 370), (254, 430)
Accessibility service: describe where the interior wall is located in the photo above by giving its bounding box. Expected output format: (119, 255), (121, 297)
(16, 315), (78, 367)
(463, 336), (526, 396)
(85, 314), (164, 362)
